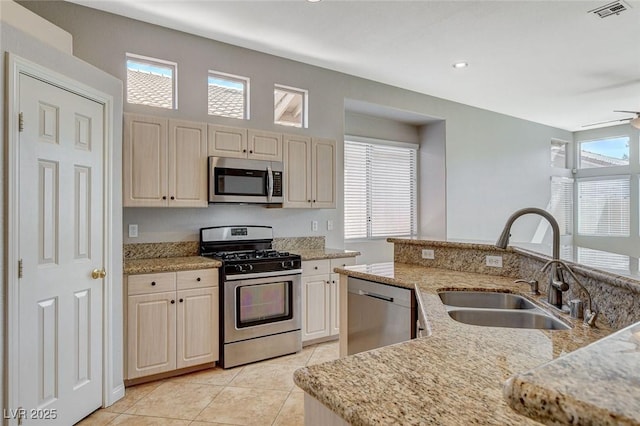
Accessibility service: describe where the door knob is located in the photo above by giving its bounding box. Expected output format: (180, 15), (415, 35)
(91, 268), (106, 279)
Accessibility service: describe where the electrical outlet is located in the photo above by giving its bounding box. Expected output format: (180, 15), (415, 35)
(486, 255), (503, 268)
(327, 220), (334, 231)
(312, 221), (318, 231)
(421, 249), (435, 259)
(128, 224), (138, 238)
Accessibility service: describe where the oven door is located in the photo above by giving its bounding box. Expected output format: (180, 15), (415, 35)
(224, 272), (301, 344)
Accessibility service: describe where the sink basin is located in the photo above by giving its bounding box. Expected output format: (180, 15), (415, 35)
(446, 309), (570, 330)
(438, 291), (537, 310)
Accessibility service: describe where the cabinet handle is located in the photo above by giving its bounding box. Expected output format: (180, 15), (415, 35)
(313, 200), (316, 203)
(314, 266), (318, 270)
(179, 298), (184, 303)
(162, 196), (167, 200)
(151, 281), (156, 286)
(332, 280), (336, 284)
(171, 300), (175, 304)
(196, 277), (201, 282)
(249, 150), (253, 154)
(170, 196), (175, 200)
(243, 149), (247, 153)
(307, 200), (311, 203)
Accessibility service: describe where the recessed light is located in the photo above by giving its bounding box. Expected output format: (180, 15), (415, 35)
(452, 62), (469, 69)
(307, 0), (322, 2)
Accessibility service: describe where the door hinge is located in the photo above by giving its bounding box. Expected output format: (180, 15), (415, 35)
(18, 259), (23, 279)
(18, 112), (24, 132)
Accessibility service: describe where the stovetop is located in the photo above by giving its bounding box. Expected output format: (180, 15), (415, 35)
(199, 226), (301, 277)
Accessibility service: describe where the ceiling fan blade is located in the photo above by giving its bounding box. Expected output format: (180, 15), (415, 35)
(613, 110), (640, 114)
(581, 118), (631, 127)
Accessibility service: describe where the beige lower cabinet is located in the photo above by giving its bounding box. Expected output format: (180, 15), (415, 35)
(125, 268), (219, 380)
(301, 258), (355, 343)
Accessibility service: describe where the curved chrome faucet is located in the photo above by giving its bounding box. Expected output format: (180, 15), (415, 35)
(542, 260), (599, 327)
(496, 207), (568, 308)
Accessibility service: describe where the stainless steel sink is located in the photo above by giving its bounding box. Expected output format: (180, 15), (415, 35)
(438, 291), (537, 310)
(446, 309), (570, 330)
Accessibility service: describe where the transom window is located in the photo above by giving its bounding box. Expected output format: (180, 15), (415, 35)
(208, 71), (249, 119)
(579, 136), (629, 169)
(344, 138), (417, 239)
(126, 53), (177, 109)
(274, 85), (307, 128)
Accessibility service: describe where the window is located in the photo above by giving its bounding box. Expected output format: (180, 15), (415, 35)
(208, 71), (249, 119)
(551, 140), (568, 168)
(126, 54), (177, 109)
(579, 136), (629, 169)
(577, 177), (630, 236)
(577, 247), (629, 272)
(274, 85), (307, 128)
(344, 139), (417, 239)
(550, 177), (573, 236)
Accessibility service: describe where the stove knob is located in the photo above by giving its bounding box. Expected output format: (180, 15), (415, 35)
(246, 264), (254, 271)
(234, 264), (245, 273)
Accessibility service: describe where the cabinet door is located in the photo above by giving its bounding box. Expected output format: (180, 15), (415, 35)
(283, 134), (312, 208)
(330, 273), (340, 336)
(168, 120), (208, 207)
(248, 130), (282, 161)
(123, 114), (168, 207)
(312, 138), (336, 209)
(302, 275), (331, 341)
(208, 124), (247, 159)
(176, 287), (219, 369)
(127, 291), (176, 379)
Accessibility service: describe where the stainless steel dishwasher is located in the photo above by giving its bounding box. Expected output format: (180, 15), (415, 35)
(347, 277), (416, 355)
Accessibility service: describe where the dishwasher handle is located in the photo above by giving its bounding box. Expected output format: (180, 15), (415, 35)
(358, 289), (394, 303)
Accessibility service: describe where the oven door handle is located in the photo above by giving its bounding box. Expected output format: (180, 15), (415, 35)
(225, 269), (303, 281)
(267, 165), (273, 203)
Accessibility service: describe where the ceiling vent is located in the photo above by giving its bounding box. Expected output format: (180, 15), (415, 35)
(588, 1), (629, 18)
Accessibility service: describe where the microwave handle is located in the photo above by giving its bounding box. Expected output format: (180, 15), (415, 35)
(267, 165), (273, 202)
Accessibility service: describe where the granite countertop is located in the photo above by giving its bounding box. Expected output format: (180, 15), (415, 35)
(293, 262), (614, 425)
(293, 248), (360, 261)
(504, 321), (640, 425)
(124, 256), (221, 275)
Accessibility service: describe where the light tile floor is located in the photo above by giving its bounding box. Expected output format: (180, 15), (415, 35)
(76, 340), (339, 426)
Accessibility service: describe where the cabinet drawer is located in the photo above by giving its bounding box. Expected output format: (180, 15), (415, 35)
(128, 272), (176, 296)
(303, 259), (330, 276)
(177, 268), (219, 290)
(330, 257), (356, 270)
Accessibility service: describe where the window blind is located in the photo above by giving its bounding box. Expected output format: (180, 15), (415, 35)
(577, 177), (630, 236)
(550, 177), (573, 236)
(344, 140), (417, 239)
(577, 247), (629, 271)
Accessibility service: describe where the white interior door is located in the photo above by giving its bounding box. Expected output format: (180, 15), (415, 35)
(17, 73), (104, 425)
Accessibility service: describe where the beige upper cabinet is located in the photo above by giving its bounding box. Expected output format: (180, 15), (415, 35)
(208, 125), (282, 161)
(123, 113), (207, 207)
(312, 138), (336, 209)
(283, 134), (336, 208)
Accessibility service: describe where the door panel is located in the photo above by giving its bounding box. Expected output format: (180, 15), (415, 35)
(168, 120), (207, 207)
(302, 276), (330, 340)
(177, 287), (218, 368)
(312, 138), (336, 209)
(19, 73), (104, 425)
(283, 135), (312, 208)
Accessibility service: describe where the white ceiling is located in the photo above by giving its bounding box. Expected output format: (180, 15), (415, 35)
(70, 0), (640, 131)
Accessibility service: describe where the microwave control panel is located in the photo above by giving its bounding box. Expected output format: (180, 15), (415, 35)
(272, 171), (283, 196)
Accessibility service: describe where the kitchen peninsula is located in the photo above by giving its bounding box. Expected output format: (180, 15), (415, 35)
(293, 239), (640, 425)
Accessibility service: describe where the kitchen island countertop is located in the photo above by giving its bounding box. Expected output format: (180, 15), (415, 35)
(293, 262), (619, 425)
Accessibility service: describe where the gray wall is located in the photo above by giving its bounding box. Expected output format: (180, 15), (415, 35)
(1, 18), (124, 410)
(21, 1), (573, 255)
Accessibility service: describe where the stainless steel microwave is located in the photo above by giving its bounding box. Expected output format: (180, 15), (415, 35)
(208, 157), (284, 204)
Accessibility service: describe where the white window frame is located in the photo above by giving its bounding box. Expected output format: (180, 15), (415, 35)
(126, 52), (178, 109)
(577, 135), (630, 170)
(274, 84), (308, 128)
(207, 69), (250, 120)
(572, 128), (639, 267)
(344, 136), (418, 241)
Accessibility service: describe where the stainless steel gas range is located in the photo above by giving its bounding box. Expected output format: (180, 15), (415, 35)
(200, 225), (302, 368)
